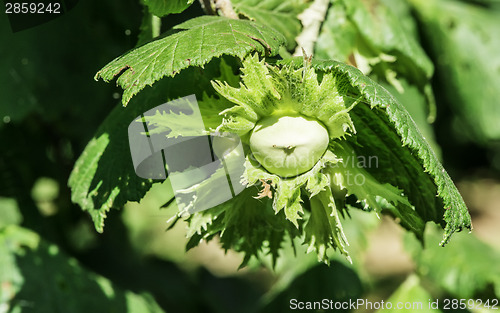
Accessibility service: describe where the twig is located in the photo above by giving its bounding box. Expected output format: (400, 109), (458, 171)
(293, 0), (330, 56)
(151, 15), (161, 38)
(214, 0), (239, 19)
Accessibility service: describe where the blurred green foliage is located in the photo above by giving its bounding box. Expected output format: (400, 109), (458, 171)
(0, 225), (165, 313)
(1, 0), (500, 312)
(405, 223), (500, 300)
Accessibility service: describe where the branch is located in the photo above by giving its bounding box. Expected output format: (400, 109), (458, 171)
(215, 0), (238, 19)
(293, 0), (330, 56)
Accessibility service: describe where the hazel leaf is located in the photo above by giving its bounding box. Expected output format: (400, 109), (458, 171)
(95, 16), (286, 106)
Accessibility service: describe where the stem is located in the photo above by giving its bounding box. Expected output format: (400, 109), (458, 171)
(137, 6), (163, 46)
(293, 0), (330, 56)
(151, 14), (161, 38)
(214, 0), (238, 19)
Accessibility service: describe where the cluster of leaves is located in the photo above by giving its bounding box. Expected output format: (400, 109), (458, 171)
(188, 55), (469, 265)
(315, 0), (436, 120)
(68, 0), (473, 267)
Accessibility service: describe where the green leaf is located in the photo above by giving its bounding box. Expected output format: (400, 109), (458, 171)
(329, 142), (412, 211)
(327, 142), (425, 237)
(280, 57), (471, 244)
(410, 0), (500, 142)
(379, 78), (441, 157)
(405, 223), (500, 299)
(96, 16), (286, 106)
(141, 0), (194, 16)
(0, 225), (165, 313)
(68, 116), (152, 233)
(232, 0), (309, 50)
